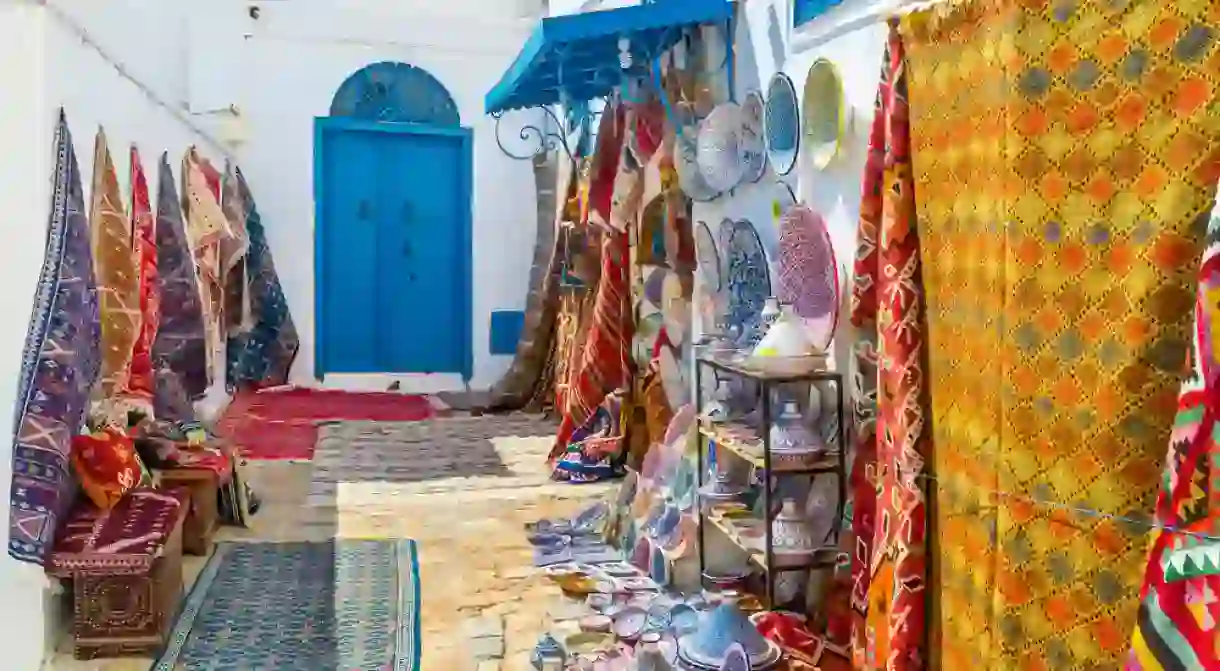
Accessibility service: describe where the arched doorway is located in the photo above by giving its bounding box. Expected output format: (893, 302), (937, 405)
(314, 62), (472, 382)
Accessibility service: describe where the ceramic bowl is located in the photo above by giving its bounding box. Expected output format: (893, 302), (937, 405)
(612, 606), (649, 640)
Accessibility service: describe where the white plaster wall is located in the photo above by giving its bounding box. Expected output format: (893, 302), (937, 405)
(231, 0), (544, 390)
(0, 3), (230, 666)
(36, 0), (549, 393)
(0, 7), (59, 669)
(694, 0), (892, 373)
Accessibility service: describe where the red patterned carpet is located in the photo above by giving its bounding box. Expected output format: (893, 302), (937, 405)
(218, 388), (434, 460)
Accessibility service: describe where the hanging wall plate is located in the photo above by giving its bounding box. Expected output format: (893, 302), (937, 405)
(695, 220), (722, 292)
(776, 205), (840, 352)
(803, 58), (847, 170)
(675, 131), (721, 202)
(763, 72), (800, 176)
(696, 103), (746, 194)
(724, 219), (772, 330)
(739, 91), (768, 184)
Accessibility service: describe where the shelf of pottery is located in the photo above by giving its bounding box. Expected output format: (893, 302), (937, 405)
(693, 328), (847, 610)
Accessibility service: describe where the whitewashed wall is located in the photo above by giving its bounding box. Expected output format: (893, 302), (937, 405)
(0, 0), (546, 664)
(38, 0), (547, 393)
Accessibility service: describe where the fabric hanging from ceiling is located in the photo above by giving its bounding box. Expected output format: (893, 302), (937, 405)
(89, 128), (140, 404)
(151, 151), (209, 399)
(550, 104), (633, 463)
(1126, 185), (1220, 669)
(224, 167), (299, 391)
(901, 0), (1220, 667)
(836, 20), (931, 671)
(7, 111), (101, 564)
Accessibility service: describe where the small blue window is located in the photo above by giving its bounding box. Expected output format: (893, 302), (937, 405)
(793, 0), (844, 26)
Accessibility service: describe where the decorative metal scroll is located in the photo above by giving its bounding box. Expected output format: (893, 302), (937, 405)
(330, 61), (460, 126)
(492, 102), (602, 162)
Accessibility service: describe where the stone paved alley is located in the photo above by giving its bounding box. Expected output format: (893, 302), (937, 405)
(49, 417), (612, 670)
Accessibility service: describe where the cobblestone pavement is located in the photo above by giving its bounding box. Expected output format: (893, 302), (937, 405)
(49, 418), (612, 670)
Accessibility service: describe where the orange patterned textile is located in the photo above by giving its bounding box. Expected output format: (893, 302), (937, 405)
(901, 0), (1220, 668)
(88, 130), (140, 399)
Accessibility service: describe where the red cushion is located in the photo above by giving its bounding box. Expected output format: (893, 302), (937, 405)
(47, 486), (188, 576)
(70, 427), (143, 509)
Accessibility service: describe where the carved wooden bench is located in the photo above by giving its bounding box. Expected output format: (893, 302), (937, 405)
(154, 449), (232, 556)
(46, 486), (189, 659)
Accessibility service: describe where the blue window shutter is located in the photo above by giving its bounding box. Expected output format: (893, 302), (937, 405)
(793, 0), (844, 26)
(489, 311), (526, 355)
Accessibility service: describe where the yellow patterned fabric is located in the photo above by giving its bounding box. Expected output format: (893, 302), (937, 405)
(88, 129), (140, 399)
(902, 0), (1220, 668)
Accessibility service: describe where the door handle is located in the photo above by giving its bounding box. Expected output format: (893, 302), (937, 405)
(358, 200), (372, 220)
(402, 201), (413, 224)
(408, 272), (417, 282)
(402, 242), (412, 257)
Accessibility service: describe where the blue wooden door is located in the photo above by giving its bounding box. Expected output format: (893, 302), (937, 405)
(316, 122), (471, 377)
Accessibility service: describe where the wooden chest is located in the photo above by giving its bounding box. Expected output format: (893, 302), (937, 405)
(157, 467), (219, 555)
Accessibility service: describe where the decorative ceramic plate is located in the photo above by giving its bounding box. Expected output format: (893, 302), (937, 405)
(675, 132), (720, 202)
(764, 72), (800, 176)
(694, 220), (722, 292)
(696, 103), (746, 193)
(803, 58), (846, 169)
(739, 91), (768, 183)
(723, 219), (771, 330)
(776, 205), (840, 351)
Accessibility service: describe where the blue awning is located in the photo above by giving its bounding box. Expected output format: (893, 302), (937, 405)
(485, 0), (735, 115)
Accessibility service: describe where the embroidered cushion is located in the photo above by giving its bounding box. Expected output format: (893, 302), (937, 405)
(70, 427), (143, 509)
(47, 486), (188, 576)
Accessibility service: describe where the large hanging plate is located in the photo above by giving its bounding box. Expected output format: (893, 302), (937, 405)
(723, 219), (771, 331)
(776, 205), (840, 351)
(763, 72), (800, 176)
(675, 131), (721, 202)
(739, 91), (768, 183)
(694, 220), (722, 292)
(696, 103), (746, 194)
(803, 58), (846, 170)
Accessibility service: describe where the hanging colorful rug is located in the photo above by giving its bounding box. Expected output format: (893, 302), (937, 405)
(153, 539), (421, 670)
(225, 167), (299, 391)
(1126, 186), (1220, 669)
(151, 152), (209, 399)
(118, 146), (160, 409)
(838, 21), (930, 671)
(8, 110), (101, 564)
(89, 128), (140, 401)
(902, 1), (1220, 668)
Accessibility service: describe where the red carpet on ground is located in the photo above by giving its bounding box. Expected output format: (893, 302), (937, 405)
(217, 388), (434, 460)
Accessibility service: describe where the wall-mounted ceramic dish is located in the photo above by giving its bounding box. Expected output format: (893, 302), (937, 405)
(803, 58), (848, 170)
(764, 72), (800, 176)
(696, 103), (746, 193)
(739, 91), (768, 183)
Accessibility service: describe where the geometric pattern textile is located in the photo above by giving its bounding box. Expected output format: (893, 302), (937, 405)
(118, 146), (160, 408)
(224, 167), (300, 391)
(181, 148), (228, 388)
(153, 539), (421, 670)
(8, 111), (101, 564)
(151, 152), (209, 399)
(88, 128), (139, 400)
(843, 22), (931, 671)
(1126, 186), (1220, 670)
(901, 0), (1220, 668)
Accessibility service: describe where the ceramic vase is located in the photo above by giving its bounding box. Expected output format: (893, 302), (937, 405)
(759, 297), (781, 331)
(772, 498), (816, 558)
(769, 400), (825, 468)
(702, 381), (733, 423)
(530, 633), (566, 670)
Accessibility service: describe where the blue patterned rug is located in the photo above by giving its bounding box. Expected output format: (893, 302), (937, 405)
(153, 539), (420, 670)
